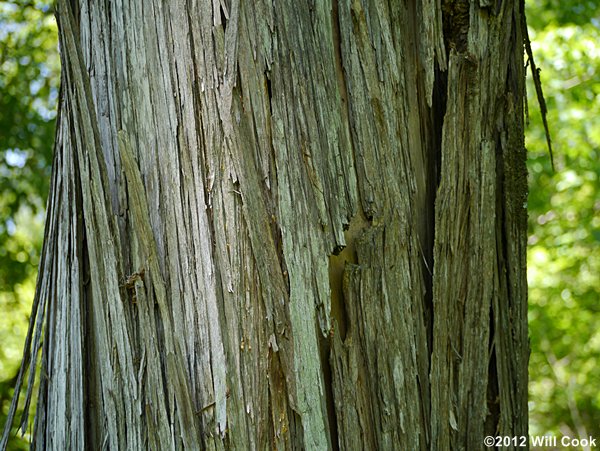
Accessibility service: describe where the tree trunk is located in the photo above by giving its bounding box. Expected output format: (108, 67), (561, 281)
(3, 0), (528, 449)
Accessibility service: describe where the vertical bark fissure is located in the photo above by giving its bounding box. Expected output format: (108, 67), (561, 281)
(317, 326), (340, 451)
(425, 62), (447, 353)
(488, 134), (508, 437)
(441, 0), (470, 54)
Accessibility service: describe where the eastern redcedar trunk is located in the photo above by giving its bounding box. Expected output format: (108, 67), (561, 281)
(3, 0), (528, 449)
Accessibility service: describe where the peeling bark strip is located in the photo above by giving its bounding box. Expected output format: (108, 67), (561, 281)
(2, 0), (528, 449)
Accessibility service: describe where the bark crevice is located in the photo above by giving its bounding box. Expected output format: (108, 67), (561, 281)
(441, 0), (471, 53)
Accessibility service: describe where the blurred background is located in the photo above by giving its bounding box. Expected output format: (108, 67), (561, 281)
(526, 0), (600, 441)
(0, 0), (598, 448)
(1, 1), (57, 448)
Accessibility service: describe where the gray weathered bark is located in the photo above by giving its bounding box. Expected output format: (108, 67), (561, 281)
(2, 0), (528, 449)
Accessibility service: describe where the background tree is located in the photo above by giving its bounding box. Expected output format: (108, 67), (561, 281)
(2, 0), (533, 448)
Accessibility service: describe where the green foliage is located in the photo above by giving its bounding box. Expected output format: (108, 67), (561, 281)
(0, 275), (37, 450)
(0, 1), (58, 448)
(526, 0), (600, 438)
(0, 0), (57, 288)
(527, 0), (600, 29)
